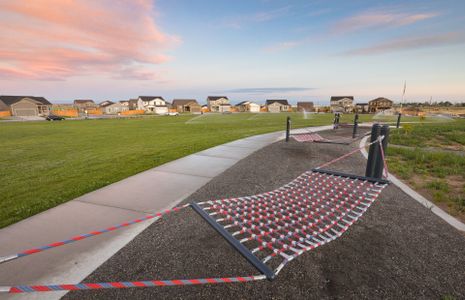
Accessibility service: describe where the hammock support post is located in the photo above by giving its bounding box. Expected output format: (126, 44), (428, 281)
(285, 116), (291, 142)
(333, 113), (340, 129)
(365, 124), (381, 178)
(396, 113), (402, 128)
(352, 113), (359, 138)
(373, 125), (390, 179)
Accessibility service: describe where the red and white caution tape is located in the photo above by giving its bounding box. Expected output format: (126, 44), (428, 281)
(0, 204), (191, 264)
(0, 275), (266, 293)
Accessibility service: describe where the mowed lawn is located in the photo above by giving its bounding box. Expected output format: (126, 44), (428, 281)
(1, 112), (360, 228)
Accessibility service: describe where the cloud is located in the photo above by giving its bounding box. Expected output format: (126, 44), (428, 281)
(225, 87), (314, 94)
(341, 32), (465, 56)
(0, 0), (179, 81)
(331, 10), (437, 34)
(223, 6), (291, 29)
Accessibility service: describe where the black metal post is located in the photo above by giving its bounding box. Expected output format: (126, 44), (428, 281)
(365, 124), (381, 178)
(352, 113), (359, 138)
(333, 113), (340, 129)
(373, 125), (390, 179)
(191, 203), (276, 280)
(285, 116), (291, 142)
(396, 113), (402, 128)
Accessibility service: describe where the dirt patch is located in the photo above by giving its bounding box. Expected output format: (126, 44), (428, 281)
(400, 174), (465, 223)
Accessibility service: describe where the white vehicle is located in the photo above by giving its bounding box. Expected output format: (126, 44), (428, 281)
(167, 112), (179, 116)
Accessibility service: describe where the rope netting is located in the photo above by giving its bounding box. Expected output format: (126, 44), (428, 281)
(197, 170), (388, 276)
(0, 135), (390, 294)
(289, 128), (369, 145)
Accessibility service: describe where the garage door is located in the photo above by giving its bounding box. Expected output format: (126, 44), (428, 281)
(14, 109), (37, 116)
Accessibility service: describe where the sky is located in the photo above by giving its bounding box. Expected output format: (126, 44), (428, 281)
(1, 0), (465, 104)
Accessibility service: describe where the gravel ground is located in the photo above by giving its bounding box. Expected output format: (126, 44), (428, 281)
(64, 127), (465, 300)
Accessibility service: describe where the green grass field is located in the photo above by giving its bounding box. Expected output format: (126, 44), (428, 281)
(0, 112), (346, 228)
(387, 119), (465, 220)
(0, 112), (456, 228)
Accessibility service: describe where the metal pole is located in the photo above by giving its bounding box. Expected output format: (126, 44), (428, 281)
(285, 116), (291, 142)
(352, 113), (359, 138)
(365, 124), (380, 178)
(396, 113), (402, 128)
(373, 125), (390, 179)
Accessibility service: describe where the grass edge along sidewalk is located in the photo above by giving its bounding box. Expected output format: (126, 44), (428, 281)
(0, 113), (441, 228)
(0, 113), (355, 229)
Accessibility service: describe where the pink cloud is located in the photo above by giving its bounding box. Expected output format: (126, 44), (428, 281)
(331, 10), (437, 34)
(0, 0), (179, 80)
(341, 32), (465, 56)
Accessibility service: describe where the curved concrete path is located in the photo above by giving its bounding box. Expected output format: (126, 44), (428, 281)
(0, 125), (331, 299)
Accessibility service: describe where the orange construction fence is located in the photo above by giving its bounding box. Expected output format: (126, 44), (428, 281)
(121, 109), (145, 115)
(51, 109), (78, 117)
(86, 109), (103, 115)
(0, 111), (11, 117)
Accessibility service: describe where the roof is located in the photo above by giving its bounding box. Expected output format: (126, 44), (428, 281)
(330, 96), (354, 102)
(138, 96), (165, 101)
(369, 97), (393, 104)
(297, 102), (314, 106)
(0, 95), (51, 106)
(207, 96), (228, 101)
(236, 101), (259, 106)
(73, 99), (95, 104)
(172, 99), (199, 106)
(99, 101), (114, 107)
(266, 99), (289, 106)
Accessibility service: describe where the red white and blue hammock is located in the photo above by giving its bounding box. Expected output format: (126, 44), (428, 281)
(0, 139), (389, 294)
(290, 129), (370, 145)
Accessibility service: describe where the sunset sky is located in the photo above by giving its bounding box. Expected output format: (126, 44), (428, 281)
(1, 0), (464, 104)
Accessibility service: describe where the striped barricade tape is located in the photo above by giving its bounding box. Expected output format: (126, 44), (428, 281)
(0, 203), (191, 264)
(0, 275), (266, 293)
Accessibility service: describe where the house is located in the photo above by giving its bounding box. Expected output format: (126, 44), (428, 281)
(207, 96), (230, 112)
(138, 96), (168, 114)
(101, 101), (129, 114)
(120, 100), (129, 107)
(330, 96), (354, 113)
(266, 99), (290, 113)
(128, 98), (144, 110)
(235, 101), (260, 113)
(99, 100), (114, 107)
(73, 99), (97, 113)
(355, 103), (369, 113)
(297, 102), (314, 112)
(0, 95), (51, 117)
(368, 97), (393, 113)
(171, 99), (201, 113)
(99, 100), (114, 113)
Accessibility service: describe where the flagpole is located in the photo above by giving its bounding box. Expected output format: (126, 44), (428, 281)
(400, 81), (406, 113)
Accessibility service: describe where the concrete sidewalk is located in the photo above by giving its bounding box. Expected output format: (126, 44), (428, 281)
(0, 126), (331, 299)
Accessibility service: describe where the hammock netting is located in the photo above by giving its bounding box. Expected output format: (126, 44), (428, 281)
(196, 170), (388, 277)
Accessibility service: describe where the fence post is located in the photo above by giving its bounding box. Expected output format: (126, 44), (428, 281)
(285, 116), (291, 142)
(365, 124), (381, 178)
(352, 113), (359, 138)
(396, 113), (402, 128)
(373, 124), (390, 179)
(333, 113), (340, 129)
